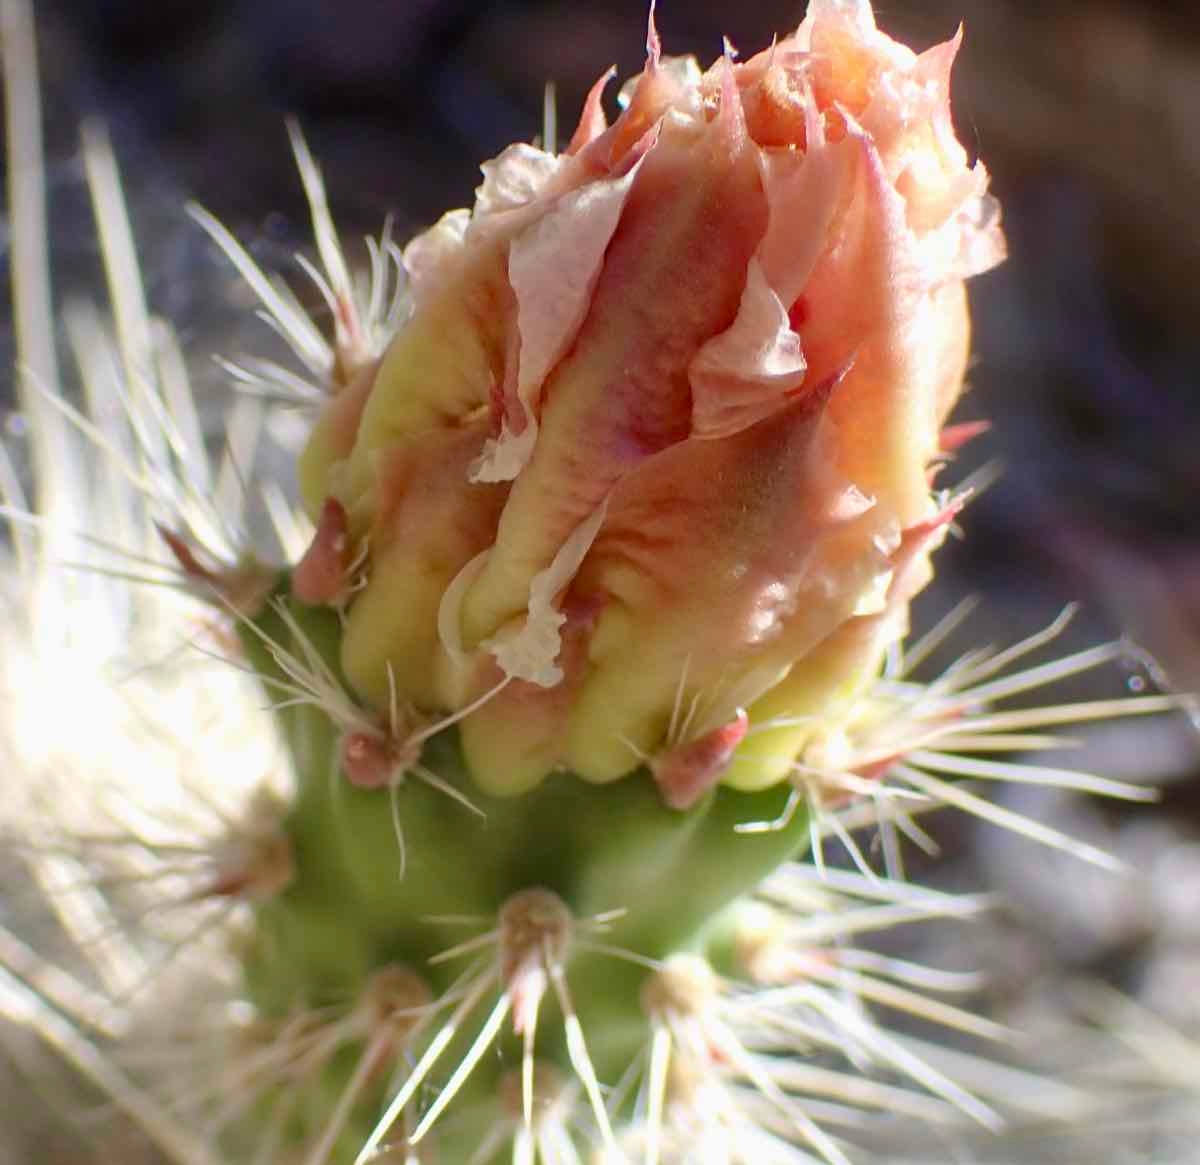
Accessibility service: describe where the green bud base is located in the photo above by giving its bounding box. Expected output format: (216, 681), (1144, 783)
(240, 593), (810, 1161)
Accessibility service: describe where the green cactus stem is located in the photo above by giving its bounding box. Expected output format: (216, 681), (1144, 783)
(236, 586), (813, 1157)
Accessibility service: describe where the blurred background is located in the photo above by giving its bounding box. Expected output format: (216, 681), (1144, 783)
(4, 0), (1200, 1159)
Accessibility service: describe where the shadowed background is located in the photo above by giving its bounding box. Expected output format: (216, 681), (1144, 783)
(3, 0), (1200, 1160)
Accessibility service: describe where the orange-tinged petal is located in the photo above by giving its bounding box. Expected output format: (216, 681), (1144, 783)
(728, 613), (893, 791)
(473, 142), (562, 219)
(472, 158), (645, 482)
(333, 243), (511, 514)
(688, 257), (807, 439)
(566, 68), (615, 155)
(401, 207), (469, 304)
(458, 614), (592, 796)
(296, 357), (378, 515)
(560, 387), (884, 784)
(791, 122), (937, 527)
(339, 423), (509, 709)
(459, 98), (768, 652)
(755, 111), (850, 311)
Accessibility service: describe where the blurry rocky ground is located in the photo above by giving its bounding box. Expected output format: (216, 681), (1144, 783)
(3, 0), (1200, 1161)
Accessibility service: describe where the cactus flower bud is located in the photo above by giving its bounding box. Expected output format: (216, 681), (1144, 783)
(296, 0), (1003, 802)
(11, 1), (1188, 1162)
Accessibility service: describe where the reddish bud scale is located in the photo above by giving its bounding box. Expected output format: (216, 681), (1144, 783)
(292, 496), (352, 606)
(652, 709), (751, 811)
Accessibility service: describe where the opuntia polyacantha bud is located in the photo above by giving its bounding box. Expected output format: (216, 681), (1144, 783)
(294, 0), (1005, 800)
(2, 0), (1187, 1163)
(228, 1), (1016, 1156)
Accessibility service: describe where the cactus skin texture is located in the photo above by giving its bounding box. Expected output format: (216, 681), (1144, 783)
(0, 1), (1185, 1164)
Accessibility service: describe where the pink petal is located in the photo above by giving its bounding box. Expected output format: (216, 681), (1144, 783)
(401, 208), (469, 304)
(339, 423), (510, 709)
(458, 104), (768, 653)
(566, 68), (616, 155)
(481, 498), (609, 687)
(689, 258), (807, 439)
(789, 121), (940, 527)
(473, 160), (645, 483)
(562, 384), (886, 782)
(755, 109), (852, 309)
(473, 143), (562, 220)
(797, 0), (880, 43)
(885, 493), (964, 606)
